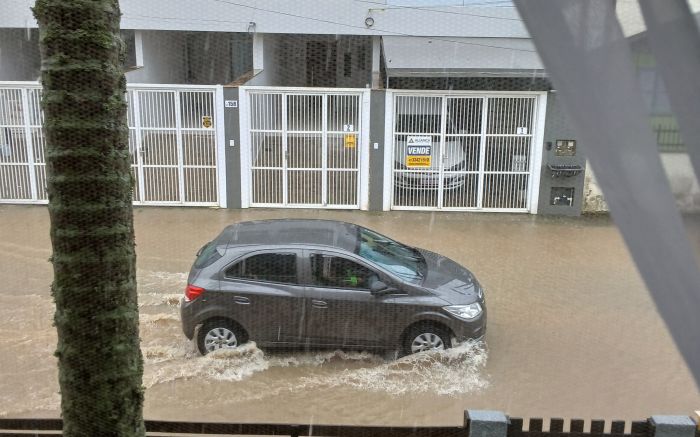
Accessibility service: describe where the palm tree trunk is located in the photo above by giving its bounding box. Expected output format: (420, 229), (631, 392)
(32, 0), (145, 435)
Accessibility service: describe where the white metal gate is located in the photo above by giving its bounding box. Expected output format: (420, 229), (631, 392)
(0, 84), (46, 203)
(389, 92), (545, 212)
(0, 83), (224, 206)
(127, 86), (223, 206)
(243, 88), (369, 209)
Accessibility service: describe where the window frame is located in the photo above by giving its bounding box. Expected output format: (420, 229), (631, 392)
(221, 249), (302, 286)
(302, 249), (389, 291)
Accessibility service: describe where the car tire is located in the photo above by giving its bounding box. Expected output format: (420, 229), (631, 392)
(402, 323), (451, 356)
(197, 319), (246, 355)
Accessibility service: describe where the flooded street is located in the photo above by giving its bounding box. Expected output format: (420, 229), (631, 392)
(1, 205), (698, 425)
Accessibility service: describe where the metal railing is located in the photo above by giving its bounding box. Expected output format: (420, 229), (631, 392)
(389, 92), (544, 213)
(1, 413), (697, 437)
(0, 82), (225, 206)
(243, 88), (367, 209)
(654, 126), (685, 154)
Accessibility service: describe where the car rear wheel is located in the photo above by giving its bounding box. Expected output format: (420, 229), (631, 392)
(403, 324), (451, 355)
(197, 319), (245, 355)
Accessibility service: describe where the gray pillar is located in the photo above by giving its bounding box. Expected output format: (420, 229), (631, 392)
(465, 410), (508, 437)
(538, 91), (586, 216)
(371, 36), (382, 89)
(223, 86), (242, 208)
(253, 33), (264, 74)
(368, 89), (386, 211)
(650, 416), (697, 437)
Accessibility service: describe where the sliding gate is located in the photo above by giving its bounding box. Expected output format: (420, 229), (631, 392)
(0, 84), (45, 203)
(390, 93), (545, 212)
(127, 86), (223, 206)
(0, 83), (224, 206)
(243, 88), (369, 209)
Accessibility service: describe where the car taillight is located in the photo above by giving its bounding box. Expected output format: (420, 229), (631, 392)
(185, 284), (205, 302)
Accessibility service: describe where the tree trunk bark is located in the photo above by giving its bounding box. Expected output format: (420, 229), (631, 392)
(32, 0), (145, 435)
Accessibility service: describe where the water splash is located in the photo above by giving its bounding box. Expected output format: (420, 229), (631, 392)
(142, 342), (269, 387)
(141, 340), (489, 397)
(299, 341), (489, 396)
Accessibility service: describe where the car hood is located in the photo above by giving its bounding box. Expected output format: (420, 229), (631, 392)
(416, 248), (481, 305)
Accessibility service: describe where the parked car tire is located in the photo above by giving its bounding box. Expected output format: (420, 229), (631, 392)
(403, 323), (451, 355)
(197, 319), (246, 355)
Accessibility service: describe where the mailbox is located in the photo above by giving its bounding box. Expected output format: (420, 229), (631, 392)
(551, 187), (574, 206)
(555, 139), (576, 156)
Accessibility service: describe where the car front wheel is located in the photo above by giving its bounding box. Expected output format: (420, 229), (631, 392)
(403, 324), (451, 355)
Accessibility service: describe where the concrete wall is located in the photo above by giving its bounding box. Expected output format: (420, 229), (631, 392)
(246, 34), (281, 86)
(583, 154), (700, 213)
(181, 32), (252, 85)
(368, 90), (386, 211)
(223, 87), (243, 208)
(537, 92), (585, 216)
(0, 28), (251, 85)
(247, 34), (372, 88)
(0, 29), (40, 81)
(126, 31), (187, 84)
(1, 0), (528, 38)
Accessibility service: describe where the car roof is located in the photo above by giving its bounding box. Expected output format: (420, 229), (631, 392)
(220, 219), (361, 252)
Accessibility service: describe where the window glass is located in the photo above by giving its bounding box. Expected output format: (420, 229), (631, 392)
(357, 228), (426, 282)
(120, 30), (138, 70)
(310, 254), (378, 289)
(193, 242), (222, 269)
(226, 253), (297, 284)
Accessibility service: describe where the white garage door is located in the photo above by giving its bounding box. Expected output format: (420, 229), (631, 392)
(390, 93), (545, 212)
(243, 88), (369, 209)
(0, 83), (224, 207)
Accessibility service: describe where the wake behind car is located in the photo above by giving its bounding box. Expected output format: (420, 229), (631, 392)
(181, 219), (486, 355)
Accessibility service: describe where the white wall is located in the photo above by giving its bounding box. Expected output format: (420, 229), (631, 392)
(583, 154), (700, 213)
(247, 34), (282, 86)
(1, 0), (527, 39)
(126, 31), (186, 84)
(0, 29), (40, 81)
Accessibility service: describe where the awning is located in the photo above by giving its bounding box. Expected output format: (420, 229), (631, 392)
(382, 36), (545, 78)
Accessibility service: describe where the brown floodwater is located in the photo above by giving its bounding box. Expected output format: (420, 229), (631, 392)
(0, 205), (698, 425)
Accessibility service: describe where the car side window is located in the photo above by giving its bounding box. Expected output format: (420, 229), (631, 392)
(309, 254), (378, 289)
(225, 253), (297, 284)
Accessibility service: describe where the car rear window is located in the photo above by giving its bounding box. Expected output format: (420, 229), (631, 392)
(193, 242), (222, 269)
(225, 253), (297, 284)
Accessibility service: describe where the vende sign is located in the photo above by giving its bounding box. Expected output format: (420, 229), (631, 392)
(406, 136), (432, 168)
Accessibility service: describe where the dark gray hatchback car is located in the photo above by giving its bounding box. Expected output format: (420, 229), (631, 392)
(181, 219), (486, 355)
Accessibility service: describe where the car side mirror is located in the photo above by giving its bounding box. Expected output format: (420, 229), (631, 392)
(370, 280), (390, 295)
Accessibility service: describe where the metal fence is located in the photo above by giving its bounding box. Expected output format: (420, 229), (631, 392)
(243, 88), (369, 209)
(654, 126), (685, 153)
(1, 414), (697, 437)
(389, 92), (544, 212)
(0, 82), (224, 206)
(0, 84), (45, 203)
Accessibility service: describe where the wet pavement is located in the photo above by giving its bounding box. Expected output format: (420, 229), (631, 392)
(0, 205), (698, 425)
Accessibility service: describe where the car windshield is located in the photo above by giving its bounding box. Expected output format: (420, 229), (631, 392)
(356, 227), (426, 283)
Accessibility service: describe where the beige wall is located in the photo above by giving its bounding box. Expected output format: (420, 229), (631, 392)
(583, 154), (700, 213)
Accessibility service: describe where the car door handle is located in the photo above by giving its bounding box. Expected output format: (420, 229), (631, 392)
(233, 296), (250, 305)
(311, 299), (328, 309)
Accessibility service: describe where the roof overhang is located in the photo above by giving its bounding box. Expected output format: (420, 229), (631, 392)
(383, 36), (545, 78)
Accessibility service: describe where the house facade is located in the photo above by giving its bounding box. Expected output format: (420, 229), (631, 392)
(0, 0), (695, 213)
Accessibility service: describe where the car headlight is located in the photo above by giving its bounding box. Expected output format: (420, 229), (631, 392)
(444, 303), (482, 320)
